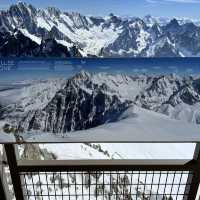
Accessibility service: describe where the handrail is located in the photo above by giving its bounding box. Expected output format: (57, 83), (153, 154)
(17, 159), (196, 171)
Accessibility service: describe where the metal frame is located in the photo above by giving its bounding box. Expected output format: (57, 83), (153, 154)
(4, 144), (25, 200)
(2, 143), (200, 200)
(18, 159), (196, 172)
(0, 152), (10, 200)
(184, 143), (200, 200)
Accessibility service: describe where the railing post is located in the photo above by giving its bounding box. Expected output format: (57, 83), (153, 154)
(4, 144), (25, 200)
(0, 149), (10, 200)
(184, 143), (200, 200)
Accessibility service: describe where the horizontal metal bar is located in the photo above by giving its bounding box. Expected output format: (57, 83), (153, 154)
(1, 141), (199, 144)
(17, 159), (196, 172)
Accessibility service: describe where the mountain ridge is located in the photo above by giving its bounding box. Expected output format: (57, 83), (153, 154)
(1, 71), (200, 138)
(1, 2), (200, 57)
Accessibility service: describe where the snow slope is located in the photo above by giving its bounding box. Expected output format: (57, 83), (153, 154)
(21, 106), (200, 143)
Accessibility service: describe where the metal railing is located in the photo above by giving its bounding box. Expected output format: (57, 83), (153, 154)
(1, 143), (200, 200)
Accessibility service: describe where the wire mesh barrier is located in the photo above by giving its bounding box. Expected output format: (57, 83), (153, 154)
(20, 171), (191, 200)
(2, 144), (200, 200)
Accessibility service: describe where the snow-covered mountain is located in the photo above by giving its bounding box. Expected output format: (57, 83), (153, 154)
(1, 2), (200, 57)
(135, 75), (200, 124)
(1, 71), (138, 135)
(18, 71), (133, 133)
(0, 71), (200, 141)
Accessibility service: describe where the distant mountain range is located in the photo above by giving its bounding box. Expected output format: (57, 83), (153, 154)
(1, 71), (200, 140)
(1, 2), (200, 57)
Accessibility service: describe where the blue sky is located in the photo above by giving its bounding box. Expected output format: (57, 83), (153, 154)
(0, 0), (200, 18)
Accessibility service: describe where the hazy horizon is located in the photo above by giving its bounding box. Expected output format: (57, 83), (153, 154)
(0, 0), (200, 19)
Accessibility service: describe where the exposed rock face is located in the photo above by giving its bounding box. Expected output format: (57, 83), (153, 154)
(135, 76), (200, 124)
(18, 71), (132, 133)
(39, 38), (71, 57)
(135, 75), (200, 108)
(21, 144), (57, 160)
(0, 30), (80, 57)
(135, 75), (183, 110)
(0, 30), (40, 57)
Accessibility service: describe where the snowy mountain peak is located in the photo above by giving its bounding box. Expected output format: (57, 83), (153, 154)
(169, 18), (180, 26)
(15, 1), (29, 8)
(72, 70), (92, 82)
(143, 15), (158, 27)
(46, 7), (61, 17)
